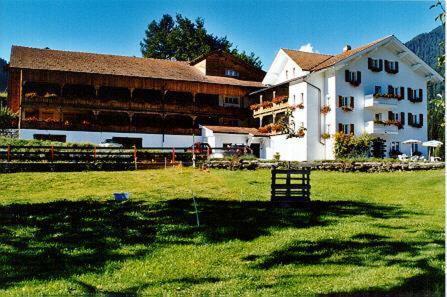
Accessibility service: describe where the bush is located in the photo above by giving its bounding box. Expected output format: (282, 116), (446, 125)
(0, 106), (18, 129)
(273, 152), (280, 161)
(334, 132), (375, 159)
(239, 154), (257, 161)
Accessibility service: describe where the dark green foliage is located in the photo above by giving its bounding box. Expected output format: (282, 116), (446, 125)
(334, 132), (375, 159)
(0, 107), (17, 129)
(140, 14), (262, 69)
(405, 25), (444, 74)
(406, 24), (445, 144)
(0, 58), (7, 92)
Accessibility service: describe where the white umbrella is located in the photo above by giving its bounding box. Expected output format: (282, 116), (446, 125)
(402, 139), (422, 156)
(422, 140), (443, 159)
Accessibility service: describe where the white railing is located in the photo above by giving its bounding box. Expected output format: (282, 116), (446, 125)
(364, 121), (398, 135)
(364, 94), (398, 109)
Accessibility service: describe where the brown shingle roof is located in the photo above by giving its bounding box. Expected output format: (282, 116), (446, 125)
(202, 125), (269, 136)
(283, 36), (392, 72)
(281, 49), (332, 71)
(9, 46), (264, 88)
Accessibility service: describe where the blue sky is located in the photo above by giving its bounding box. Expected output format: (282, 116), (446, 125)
(0, 0), (440, 70)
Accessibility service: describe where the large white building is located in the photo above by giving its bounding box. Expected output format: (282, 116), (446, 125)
(206, 35), (443, 160)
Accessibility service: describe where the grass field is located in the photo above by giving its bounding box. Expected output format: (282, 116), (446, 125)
(0, 168), (444, 295)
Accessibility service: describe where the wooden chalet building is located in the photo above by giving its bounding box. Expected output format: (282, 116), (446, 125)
(7, 46), (265, 147)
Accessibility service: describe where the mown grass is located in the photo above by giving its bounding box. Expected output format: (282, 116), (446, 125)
(0, 168), (444, 295)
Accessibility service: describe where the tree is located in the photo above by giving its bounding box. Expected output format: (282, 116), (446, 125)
(140, 14), (262, 69)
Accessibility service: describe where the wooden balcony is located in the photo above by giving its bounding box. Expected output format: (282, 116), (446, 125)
(22, 96), (248, 118)
(253, 102), (290, 118)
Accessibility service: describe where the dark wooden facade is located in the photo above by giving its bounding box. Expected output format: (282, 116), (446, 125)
(8, 50), (265, 135)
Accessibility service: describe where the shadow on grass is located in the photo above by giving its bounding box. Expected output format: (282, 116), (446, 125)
(0, 197), (440, 295)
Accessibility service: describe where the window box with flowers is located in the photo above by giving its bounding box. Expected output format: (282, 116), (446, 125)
(261, 101), (273, 108)
(320, 105), (331, 115)
(290, 103), (304, 110)
(250, 103), (261, 111)
(272, 95), (288, 104)
(341, 106), (353, 112)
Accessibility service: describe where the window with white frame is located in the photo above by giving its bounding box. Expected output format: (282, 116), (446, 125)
(225, 69), (239, 77)
(411, 143), (419, 154)
(341, 96), (351, 107)
(394, 113), (400, 121)
(300, 93), (304, 104)
(223, 96), (240, 106)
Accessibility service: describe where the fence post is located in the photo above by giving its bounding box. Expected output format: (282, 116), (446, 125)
(93, 146), (96, 161)
(7, 145), (10, 162)
(133, 145), (138, 170)
(164, 157), (167, 169)
(50, 145), (54, 162)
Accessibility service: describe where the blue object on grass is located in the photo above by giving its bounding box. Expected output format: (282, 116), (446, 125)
(114, 192), (130, 201)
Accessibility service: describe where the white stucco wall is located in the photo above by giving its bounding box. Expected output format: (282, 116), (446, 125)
(335, 45), (429, 157)
(19, 129), (196, 147)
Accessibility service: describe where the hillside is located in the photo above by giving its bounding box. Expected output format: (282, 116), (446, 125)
(405, 25), (445, 74)
(0, 58), (6, 92)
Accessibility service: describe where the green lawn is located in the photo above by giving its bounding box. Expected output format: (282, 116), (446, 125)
(0, 168), (444, 296)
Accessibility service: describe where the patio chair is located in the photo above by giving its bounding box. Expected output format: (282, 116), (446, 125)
(398, 154), (408, 161)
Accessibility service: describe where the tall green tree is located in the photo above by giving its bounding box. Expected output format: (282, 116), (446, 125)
(140, 14), (262, 69)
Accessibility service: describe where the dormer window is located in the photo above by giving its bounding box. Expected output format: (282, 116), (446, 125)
(345, 70), (361, 86)
(368, 58), (383, 72)
(385, 60), (399, 74)
(225, 69), (239, 77)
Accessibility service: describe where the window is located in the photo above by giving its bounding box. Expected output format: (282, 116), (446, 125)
(368, 58), (383, 72)
(345, 70), (361, 86)
(285, 70), (288, 79)
(375, 86), (382, 94)
(292, 68), (296, 76)
(34, 134), (66, 142)
(225, 69), (239, 77)
(411, 143), (419, 154)
(293, 94), (296, 104)
(300, 93), (304, 104)
(385, 60), (399, 74)
(375, 113), (383, 121)
(338, 96), (353, 109)
(390, 142), (400, 151)
(393, 113), (400, 121)
(338, 123), (353, 134)
(223, 96), (240, 106)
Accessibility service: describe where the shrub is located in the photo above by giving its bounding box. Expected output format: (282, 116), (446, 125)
(273, 152), (280, 161)
(0, 107), (18, 129)
(239, 154), (257, 161)
(334, 132), (375, 159)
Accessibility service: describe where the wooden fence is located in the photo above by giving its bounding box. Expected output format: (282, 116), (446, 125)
(0, 145), (210, 167)
(271, 168), (311, 203)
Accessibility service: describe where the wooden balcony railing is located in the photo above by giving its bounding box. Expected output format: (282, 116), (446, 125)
(22, 96), (248, 117)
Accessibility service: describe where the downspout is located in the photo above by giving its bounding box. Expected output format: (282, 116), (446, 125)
(303, 79), (324, 145)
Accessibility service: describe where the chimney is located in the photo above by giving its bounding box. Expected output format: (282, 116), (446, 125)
(343, 45), (351, 52)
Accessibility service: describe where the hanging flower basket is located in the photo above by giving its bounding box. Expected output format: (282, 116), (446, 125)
(295, 127), (307, 138)
(321, 133), (331, 140)
(321, 105), (331, 114)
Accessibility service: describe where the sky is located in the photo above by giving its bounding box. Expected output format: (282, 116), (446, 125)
(0, 0), (441, 70)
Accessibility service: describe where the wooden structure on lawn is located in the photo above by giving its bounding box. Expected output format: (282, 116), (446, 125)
(271, 167), (311, 203)
(7, 47), (265, 137)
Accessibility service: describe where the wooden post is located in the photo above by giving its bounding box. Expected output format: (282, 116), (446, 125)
(6, 145), (10, 162)
(50, 145), (54, 162)
(133, 145), (138, 170)
(164, 157), (167, 169)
